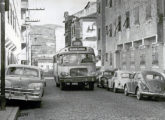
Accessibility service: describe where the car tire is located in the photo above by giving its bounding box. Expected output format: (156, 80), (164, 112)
(89, 82), (94, 90)
(113, 84), (117, 93)
(56, 83), (60, 87)
(35, 101), (42, 108)
(97, 84), (100, 88)
(124, 86), (129, 96)
(60, 82), (65, 90)
(136, 88), (143, 100)
(107, 82), (110, 91)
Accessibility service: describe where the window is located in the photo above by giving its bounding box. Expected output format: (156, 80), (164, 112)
(130, 51), (135, 65)
(122, 53), (126, 65)
(109, 24), (112, 37)
(106, 0), (108, 6)
(114, 72), (117, 77)
(8, 10), (10, 23)
(98, 28), (101, 40)
(152, 46), (158, 65)
(146, 1), (152, 20)
(105, 53), (108, 61)
(140, 54), (146, 65)
(118, 0), (121, 5)
(13, 11), (15, 29)
(109, 0), (112, 7)
(114, 20), (116, 36)
(105, 25), (108, 35)
(124, 11), (130, 28)
(114, 0), (117, 6)
(7, 67), (23, 75)
(118, 16), (121, 31)
(109, 52), (112, 65)
(24, 68), (39, 77)
(97, 2), (101, 14)
(136, 73), (142, 80)
(134, 7), (140, 24)
(10, 9), (12, 25)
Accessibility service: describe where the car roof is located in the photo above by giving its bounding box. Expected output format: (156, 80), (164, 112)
(7, 64), (40, 70)
(115, 70), (132, 73)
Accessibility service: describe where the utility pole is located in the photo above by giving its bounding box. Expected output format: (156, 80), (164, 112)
(0, 0), (7, 110)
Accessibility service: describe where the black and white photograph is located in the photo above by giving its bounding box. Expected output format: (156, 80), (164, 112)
(1, 0), (165, 120)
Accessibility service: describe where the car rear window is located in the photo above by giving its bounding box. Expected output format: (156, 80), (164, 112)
(103, 71), (113, 76)
(121, 73), (130, 78)
(145, 73), (164, 81)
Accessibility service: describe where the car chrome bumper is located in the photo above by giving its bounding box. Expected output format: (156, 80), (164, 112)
(141, 92), (165, 97)
(5, 89), (42, 101)
(60, 76), (96, 83)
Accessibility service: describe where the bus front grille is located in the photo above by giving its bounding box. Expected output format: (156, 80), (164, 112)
(70, 68), (88, 77)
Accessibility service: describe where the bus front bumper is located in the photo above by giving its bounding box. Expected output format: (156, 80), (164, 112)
(59, 76), (96, 83)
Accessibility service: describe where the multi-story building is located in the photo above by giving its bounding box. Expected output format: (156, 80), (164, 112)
(64, 2), (99, 65)
(28, 25), (57, 71)
(0, 0), (26, 68)
(17, 0), (30, 65)
(64, 12), (75, 47)
(97, 0), (165, 72)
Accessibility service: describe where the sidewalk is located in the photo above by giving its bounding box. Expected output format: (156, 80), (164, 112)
(0, 107), (19, 120)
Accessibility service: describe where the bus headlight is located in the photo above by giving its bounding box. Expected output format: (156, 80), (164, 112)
(61, 72), (69, 77)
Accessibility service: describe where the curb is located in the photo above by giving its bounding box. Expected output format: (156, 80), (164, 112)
(8, 107), (19, 120)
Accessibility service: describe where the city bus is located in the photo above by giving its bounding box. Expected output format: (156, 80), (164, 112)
(53, 40), (96, 90)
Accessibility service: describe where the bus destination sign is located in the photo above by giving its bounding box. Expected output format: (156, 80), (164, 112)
(69, 47), (86, 51)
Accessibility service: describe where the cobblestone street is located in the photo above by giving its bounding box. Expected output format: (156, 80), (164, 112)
(9, 77), (164, 120)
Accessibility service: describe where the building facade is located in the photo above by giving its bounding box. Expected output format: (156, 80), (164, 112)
(97, 0), (165, 72)
(0, 0), (27, 68)
(64, 2), (99, 65)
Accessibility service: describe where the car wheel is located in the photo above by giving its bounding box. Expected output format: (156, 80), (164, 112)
(97, 84), (100, 88)
(136, 88), (143, 100)
(42, 90), (44, 97)
(35, 101), (42, 108)
(124, 86), (129, 96)
(113, 84), (117, 93)
(56, 83), (60, 87)
(89, 82), (94, 90)
(60, 82), (65, 90)
(107, 82), (110, 91)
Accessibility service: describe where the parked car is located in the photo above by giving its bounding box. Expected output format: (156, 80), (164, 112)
(1, 64), (46, 104)
(107, 70), (132, 92)
(124, 70), (165, 100)
(97, 70), (115, 88)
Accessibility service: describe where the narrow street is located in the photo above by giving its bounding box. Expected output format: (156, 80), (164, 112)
(7, 77), (165, 120)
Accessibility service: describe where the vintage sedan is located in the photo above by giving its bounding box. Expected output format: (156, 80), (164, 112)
(107, 70), (132, 92)
(97, 70), (115, 88)
(124, 70), (165, 100)
(2, 64), (46, 103)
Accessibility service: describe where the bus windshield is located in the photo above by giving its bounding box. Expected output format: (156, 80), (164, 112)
(61, 53), (95, 65)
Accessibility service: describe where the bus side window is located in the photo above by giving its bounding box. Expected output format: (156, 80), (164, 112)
(57, 55), (63, 64)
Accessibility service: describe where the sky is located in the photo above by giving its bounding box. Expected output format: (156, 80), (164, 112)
(29, 0), (96, 26)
